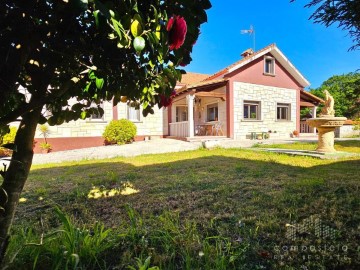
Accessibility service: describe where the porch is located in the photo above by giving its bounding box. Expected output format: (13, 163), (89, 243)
(299, 90), (324, 135)
(168, 79), (229, 140)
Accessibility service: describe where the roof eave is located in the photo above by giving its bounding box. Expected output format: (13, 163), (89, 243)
(175, 78), (229, 97)
(272, 47), (310, 88)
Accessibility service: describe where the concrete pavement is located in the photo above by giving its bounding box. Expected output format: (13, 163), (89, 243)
(31, 137), (359, 165)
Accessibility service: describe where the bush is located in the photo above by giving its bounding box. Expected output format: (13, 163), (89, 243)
(0, 126), (17, 145)
(103, 119), (137, 145)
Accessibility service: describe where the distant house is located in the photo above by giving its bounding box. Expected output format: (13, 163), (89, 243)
(168, 44), (324, 140)
(29, 43), (323, 152)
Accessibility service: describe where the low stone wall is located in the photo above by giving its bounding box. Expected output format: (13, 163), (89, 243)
(335, 125), (359, 138)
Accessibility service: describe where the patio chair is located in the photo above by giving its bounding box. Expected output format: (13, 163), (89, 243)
(212, 122), (224, 136)
(195, 125), (206, 136)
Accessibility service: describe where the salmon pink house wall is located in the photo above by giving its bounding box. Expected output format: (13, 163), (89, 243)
(226, 54), (303, 90)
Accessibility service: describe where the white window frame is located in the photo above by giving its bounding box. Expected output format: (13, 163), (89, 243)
(276, 103), (291, 121)
(243, 100), (261, 120)
(127, 105), (141, 122)
(264, 56), (275, 75)
(206, 103), (218, 122)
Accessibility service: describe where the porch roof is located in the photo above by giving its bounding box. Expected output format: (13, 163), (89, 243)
(300, 90), (324, 106)
(175, 78), (229, 97)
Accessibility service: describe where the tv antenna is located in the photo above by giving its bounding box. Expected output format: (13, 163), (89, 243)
(241, 25), (255, 51)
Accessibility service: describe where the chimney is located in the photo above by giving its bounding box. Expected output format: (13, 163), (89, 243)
(241, 48), (254, 58)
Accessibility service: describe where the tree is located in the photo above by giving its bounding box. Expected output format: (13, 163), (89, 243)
(310, 72), (360, 118)
(0, 0), (211, 261)
(292, 0), (360, 50)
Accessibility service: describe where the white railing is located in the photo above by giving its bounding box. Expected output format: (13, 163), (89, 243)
(169, 121), (189, 137)
(300, 121), (312, 133)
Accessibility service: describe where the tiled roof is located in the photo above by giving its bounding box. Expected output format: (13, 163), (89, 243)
(180, 72), (210, 85)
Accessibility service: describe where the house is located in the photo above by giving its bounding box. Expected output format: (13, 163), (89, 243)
(167, 44), (323, 140)
(31, 43), (323, 152)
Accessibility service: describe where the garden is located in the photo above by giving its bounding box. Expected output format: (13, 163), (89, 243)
(3, 141), (359, 269)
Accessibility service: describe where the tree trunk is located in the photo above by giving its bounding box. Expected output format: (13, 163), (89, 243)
(0, 107), (42, 264)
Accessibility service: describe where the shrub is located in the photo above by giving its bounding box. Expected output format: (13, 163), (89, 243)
(0, 126), (17, 145)
(103, 119), (137, 145)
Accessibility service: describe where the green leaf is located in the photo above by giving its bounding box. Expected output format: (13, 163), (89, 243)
(80, 111), (87, 120)
(93, 9), (107, 29)
(111, 18), (123, 39)
(38, 115), (47, 125)
(132, 2), (138, 12)
(131, 14), (143, 37)
(88, 70), (96, 80)
(93, 10), (100, 28)
(95, 78), (104, 90)
(71, 103), (85, 111)
(47, 116), (57, 126)
(121, 14), (132, 29)
(150, 5), (158, 23)
(94, 0), (111, 19)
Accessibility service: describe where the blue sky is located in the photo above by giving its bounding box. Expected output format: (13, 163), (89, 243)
(185, 0), (360, 89)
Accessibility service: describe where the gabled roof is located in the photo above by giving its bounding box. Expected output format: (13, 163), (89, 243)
(203, 43), (310, 88)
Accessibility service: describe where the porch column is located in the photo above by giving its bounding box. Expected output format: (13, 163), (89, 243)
(312, 106), (317, 134)
(186, 95), (195, 138)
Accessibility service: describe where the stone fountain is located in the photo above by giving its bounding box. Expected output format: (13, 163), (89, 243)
(306, 90), (346, 153)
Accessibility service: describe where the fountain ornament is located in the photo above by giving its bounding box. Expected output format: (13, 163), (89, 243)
(306, 90), (347, 152)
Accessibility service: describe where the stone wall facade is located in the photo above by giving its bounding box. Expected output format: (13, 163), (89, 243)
(34, 101), (165, 140)
(233, 82), (297, 139)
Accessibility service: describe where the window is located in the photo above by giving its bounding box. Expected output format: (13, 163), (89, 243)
(127, 105), (141, 122)
(176, 106), (188, 122)
(90, 103), (104, 120)
(277, 103), (291, 121)
(264, 56), (275, 75)
(207, 103), (218, 122)
(244, 101), (261, 120)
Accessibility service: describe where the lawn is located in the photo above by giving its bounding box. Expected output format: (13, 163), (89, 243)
(5, 144), (360, 269)
(254, 140), (360, 153)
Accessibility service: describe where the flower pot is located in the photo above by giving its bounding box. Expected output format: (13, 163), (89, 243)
(41, 149), (50, 154)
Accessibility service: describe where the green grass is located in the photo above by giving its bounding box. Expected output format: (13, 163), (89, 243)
(5, 146), (360, 269)
(253, 139), (360, 153)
